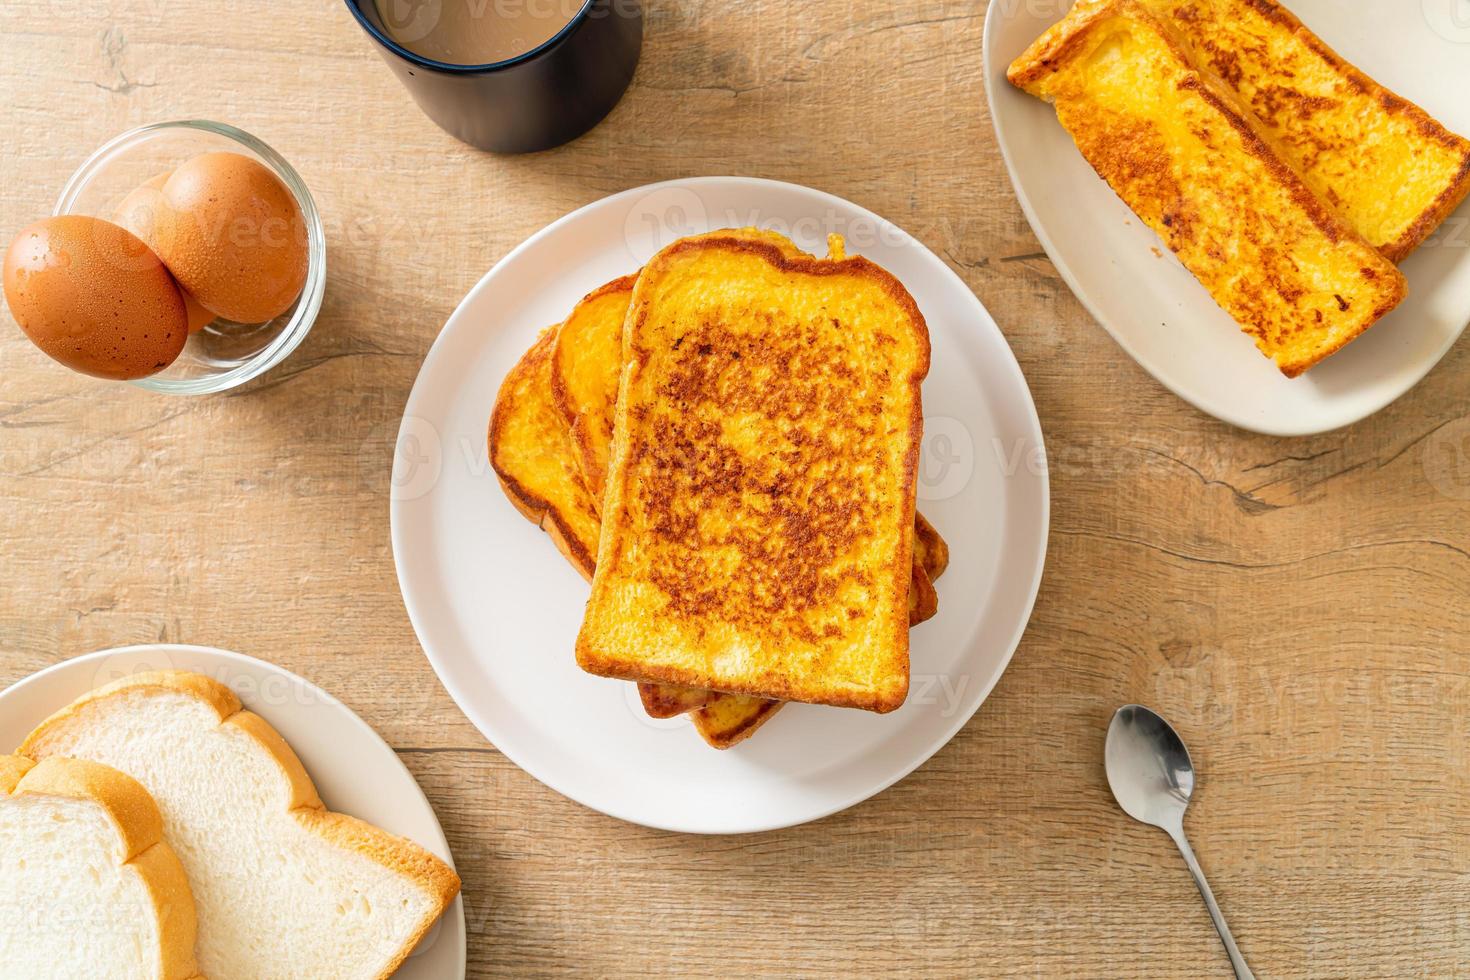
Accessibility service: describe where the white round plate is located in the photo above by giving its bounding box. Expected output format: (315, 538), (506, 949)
(0, 645), (466, 980)
(984, 0), (1470, 435)
(391, 177), (1049, 833)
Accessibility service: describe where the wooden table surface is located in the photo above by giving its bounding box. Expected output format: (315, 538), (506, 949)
(2, 2), (1468, 977)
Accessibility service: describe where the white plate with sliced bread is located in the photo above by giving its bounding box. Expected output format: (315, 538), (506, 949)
(0, 644), (466, 979)
(391, 176), (1050, 833)
(984, 0), (1470, 435)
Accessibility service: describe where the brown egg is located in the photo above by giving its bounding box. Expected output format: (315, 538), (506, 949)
(153, 152), (308, 324)
(3, 215), (187, 380)
(115, 173), (215, 334)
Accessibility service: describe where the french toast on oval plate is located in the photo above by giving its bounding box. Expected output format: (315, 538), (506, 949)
(1008, 0), (1408, 376)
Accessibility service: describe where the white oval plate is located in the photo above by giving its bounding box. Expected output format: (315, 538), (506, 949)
(984, 0), (1470, 435)
(0, 645), (466, 980)
(390, 176), (1049, 834)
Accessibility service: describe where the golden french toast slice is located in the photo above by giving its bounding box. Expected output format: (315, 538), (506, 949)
(1143, 0), (1470, 261)
(1008, 0), (1407, 377)
(550, 274), (638, 512)
(488, 327), (601, 579)
(575, 231), (930, 712)
(552, 256), (946, 723)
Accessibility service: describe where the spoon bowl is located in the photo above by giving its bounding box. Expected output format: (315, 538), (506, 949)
(1105, 703), (1195, 829)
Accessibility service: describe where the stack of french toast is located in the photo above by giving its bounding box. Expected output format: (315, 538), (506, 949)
(489, 228), (938, 748)
(1008, 0), (1470, 376)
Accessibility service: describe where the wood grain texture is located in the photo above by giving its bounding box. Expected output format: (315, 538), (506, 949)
(2, 1), (1468, 977)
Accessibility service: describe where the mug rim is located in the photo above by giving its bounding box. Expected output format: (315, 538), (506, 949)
(343, 0), (598, 74)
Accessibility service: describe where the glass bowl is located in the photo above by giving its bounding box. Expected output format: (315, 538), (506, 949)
(54, 120), (326, 395)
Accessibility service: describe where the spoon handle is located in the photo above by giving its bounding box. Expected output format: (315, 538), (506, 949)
(1168, 827), (1254, 980)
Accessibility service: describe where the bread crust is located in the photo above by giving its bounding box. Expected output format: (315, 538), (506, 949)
(2, 753), (202, 980)
(690, 699), (784, 750)
(909, 562), (939, 625)
(578, 231), (930, 713)
(0, 752), (33, 792)
(20, 670), (460, 980)
(293, 808), (462, 979)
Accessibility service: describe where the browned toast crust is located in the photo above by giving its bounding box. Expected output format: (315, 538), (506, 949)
(913, 511), (949, 580)
(909, 561), (939, 625)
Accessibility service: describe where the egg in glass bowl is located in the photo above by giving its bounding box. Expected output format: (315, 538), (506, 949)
(52, 120), (326, 395)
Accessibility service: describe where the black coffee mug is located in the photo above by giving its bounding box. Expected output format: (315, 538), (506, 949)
(345, 0), (642, 154)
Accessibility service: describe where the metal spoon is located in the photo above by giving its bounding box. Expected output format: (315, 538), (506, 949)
(1105, 704), (1255, 980)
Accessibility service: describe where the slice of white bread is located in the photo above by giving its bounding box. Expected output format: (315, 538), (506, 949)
(20, 671), (461, 980)
(0, 754), (201, 980)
